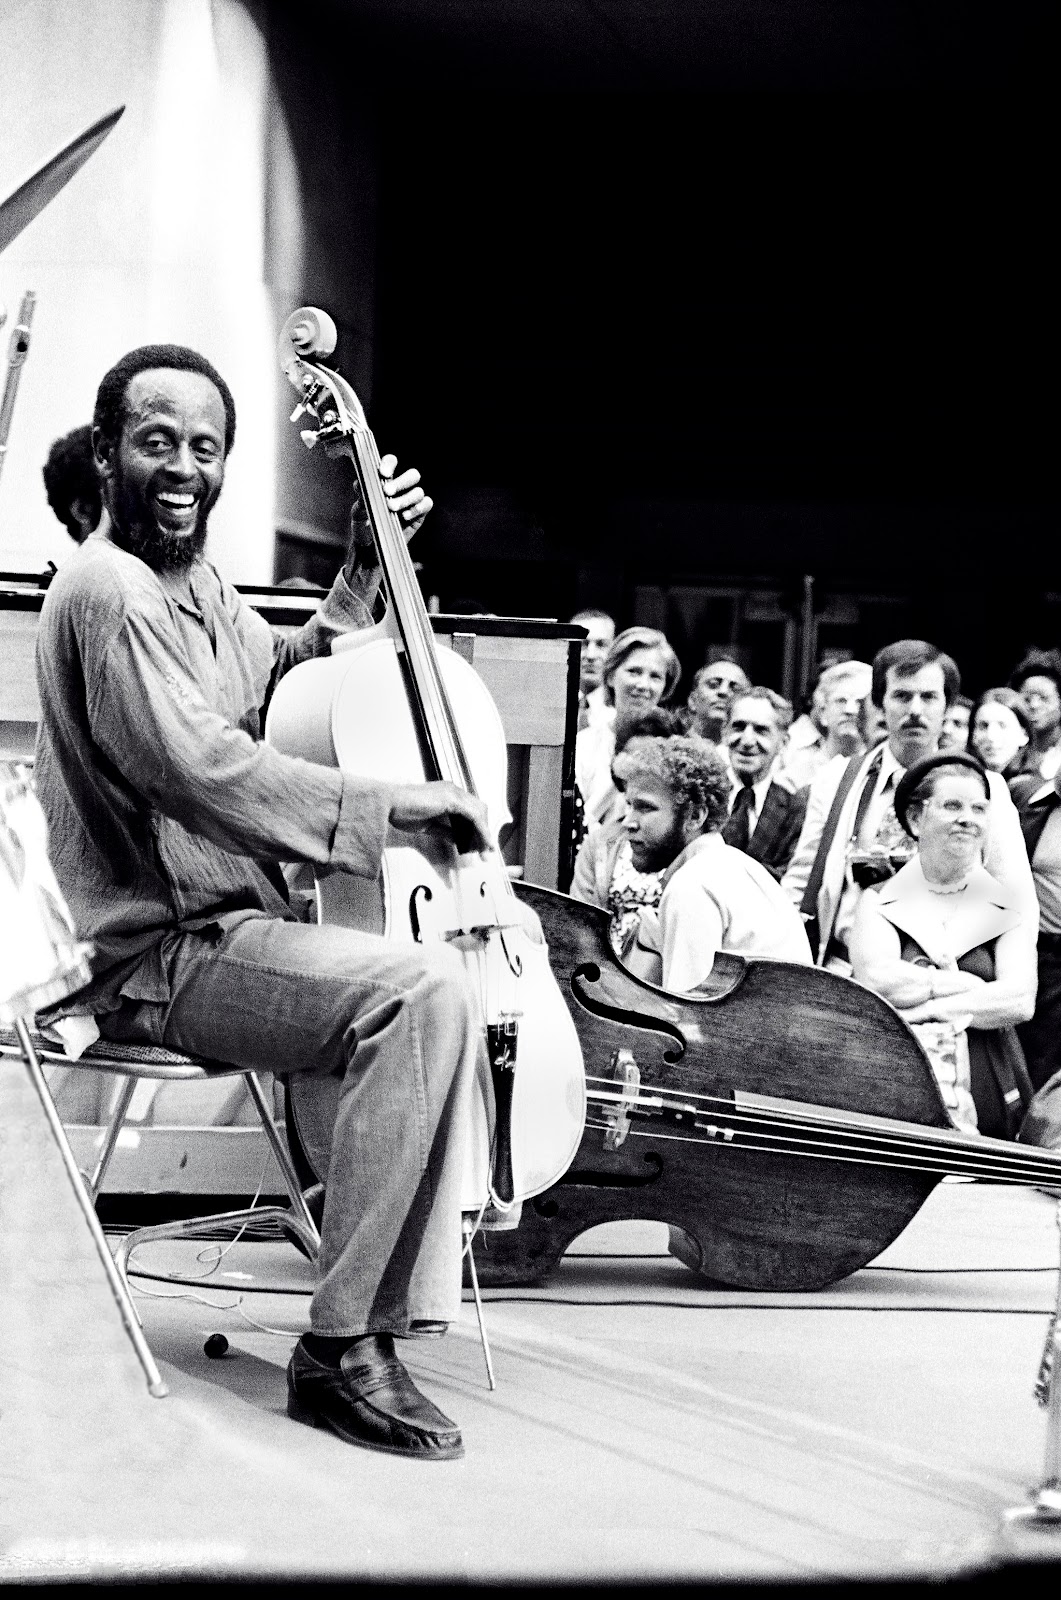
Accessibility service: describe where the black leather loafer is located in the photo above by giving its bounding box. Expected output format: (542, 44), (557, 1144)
(287, 1334), (464, 1460)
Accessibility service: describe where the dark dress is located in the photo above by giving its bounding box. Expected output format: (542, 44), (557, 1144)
(898, 932), (1032, 1139)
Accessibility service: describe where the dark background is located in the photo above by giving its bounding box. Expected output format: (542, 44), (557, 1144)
(269, 0), (1056, 699)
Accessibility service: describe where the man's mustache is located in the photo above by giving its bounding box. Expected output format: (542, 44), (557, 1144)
(900, 718), (928, 730)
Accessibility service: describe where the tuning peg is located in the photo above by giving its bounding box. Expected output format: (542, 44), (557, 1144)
(299, 429), (319, 450)
(290, 403), (308, 423)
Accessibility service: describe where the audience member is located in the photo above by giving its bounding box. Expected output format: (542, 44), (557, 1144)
(683, 657), (749, 742)
(861, 698), (888, 748)
(783, 639), (1037, 973)
(570, 608), (616, 731)
(1012, 765), (1061, 1092)
(569, 708), (683, 951)
(849, 753), (1035, 1137)
(42, 425), (101, 544)
(720, 687), (807, 880)
(939, 694), (973, 752)
(1011, 650), (1061, 780)
(574, 626), (680, 833)
(618, 736), (812, 992)
(786, 673), (828, 770)
(779, 660), (872, 789)
(968, 688), (1034, 787)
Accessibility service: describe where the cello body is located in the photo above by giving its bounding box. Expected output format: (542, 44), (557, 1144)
(472, 882), (954, 1292)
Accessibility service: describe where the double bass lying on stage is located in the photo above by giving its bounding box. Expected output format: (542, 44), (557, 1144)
(268, 308), (1061, 1299)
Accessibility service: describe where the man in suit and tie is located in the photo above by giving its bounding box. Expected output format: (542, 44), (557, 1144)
(720, 687), (808, 880)
(782, 639), (1038, 973)
(570, 608), (615, 730)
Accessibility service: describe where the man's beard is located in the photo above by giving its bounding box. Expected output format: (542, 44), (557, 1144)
(631, 814), (690, 875)
(109, 467), (210, 573)
(832, 723), (863, 755)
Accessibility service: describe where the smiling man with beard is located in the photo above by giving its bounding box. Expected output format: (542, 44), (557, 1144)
(619, 735), (811, 993)
(32, 344), (497, 1462)
(782, 640), (1038, 973)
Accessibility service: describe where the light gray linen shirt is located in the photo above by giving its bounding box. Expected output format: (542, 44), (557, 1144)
(35, 534), (392, 1018)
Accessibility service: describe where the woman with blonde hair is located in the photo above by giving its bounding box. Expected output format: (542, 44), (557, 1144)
(574, 625), (681, 834)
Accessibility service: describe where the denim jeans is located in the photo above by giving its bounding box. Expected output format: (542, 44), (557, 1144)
(99, 915), (480, 1336)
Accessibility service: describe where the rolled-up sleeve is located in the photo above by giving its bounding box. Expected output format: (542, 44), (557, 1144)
(85, 601), (391, 879)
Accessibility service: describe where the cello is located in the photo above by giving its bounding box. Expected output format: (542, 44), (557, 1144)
(265, 307), (585, 1219)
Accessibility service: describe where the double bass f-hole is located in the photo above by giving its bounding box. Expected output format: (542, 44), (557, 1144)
(409, 883), (432, 943)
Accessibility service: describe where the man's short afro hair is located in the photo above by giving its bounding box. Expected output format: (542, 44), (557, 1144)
(93, 344), (236, 455)
(42, 425), (101, 538)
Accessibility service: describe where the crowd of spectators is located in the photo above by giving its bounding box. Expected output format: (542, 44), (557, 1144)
(568, 610), (1061, 1144)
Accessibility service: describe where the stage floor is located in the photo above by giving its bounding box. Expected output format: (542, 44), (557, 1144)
(4, 1060), (1061, 1584)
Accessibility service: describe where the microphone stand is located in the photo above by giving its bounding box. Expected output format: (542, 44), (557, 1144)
(0, 289), (36, 490)
(1006, 1199), (1061, 1530)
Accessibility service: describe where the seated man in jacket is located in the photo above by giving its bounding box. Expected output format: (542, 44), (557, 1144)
(721, 687), (808, 880)
(620, 735), (812, 993)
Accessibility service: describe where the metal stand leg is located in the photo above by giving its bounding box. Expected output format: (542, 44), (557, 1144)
(463, 1215), (496, 1392)
(14, 1016), (168, 1399)
(1007, 1199), (1061, 1527)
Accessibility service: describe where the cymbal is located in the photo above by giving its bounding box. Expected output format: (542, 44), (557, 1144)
(0, 106), (124, 255)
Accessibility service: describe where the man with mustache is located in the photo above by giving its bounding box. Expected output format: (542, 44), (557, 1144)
(782, 639), (1037, 973)
(33, 344), (493, 1461)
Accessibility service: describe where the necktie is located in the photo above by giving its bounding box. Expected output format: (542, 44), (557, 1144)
(869, 770), (912, 860)
(728, 784), (755, 851)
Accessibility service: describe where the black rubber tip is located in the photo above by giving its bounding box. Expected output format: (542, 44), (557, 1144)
(204, 1333), (230, 1359)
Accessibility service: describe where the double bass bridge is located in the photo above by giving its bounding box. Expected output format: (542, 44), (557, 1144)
(602, 1049), (641, 1151)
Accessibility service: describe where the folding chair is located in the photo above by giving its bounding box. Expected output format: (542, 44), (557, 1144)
(0, 1025), (321, 1395)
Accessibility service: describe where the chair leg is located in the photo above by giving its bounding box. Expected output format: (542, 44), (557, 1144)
(14, 1017), (168, 1399)
(243, 1070), (321, 1255)
(88, 1074), (138, 1200)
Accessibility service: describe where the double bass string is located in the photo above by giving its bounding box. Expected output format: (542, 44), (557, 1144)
(583, 1076), (1061, 1181)
(580, 1075), (1061, 1188)
(585, 1116), (1061, 1188)
(582, 1110), (1061, 1187)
